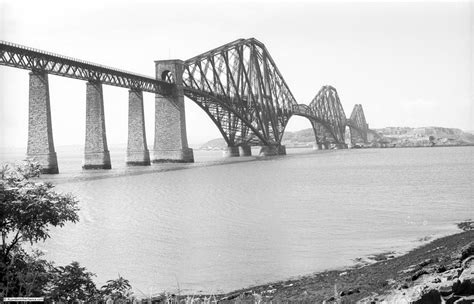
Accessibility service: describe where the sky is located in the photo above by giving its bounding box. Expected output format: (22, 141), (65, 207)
(0, 0), (473, 149)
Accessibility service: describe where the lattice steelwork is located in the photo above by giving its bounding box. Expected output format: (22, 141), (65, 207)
(347, 104), (368, 143)
(183, 38), (297, 146)
(0, 40), (173, 95)
(307, 86), (347, 144)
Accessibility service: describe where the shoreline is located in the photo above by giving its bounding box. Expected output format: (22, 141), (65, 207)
(161, 224), (474, 303)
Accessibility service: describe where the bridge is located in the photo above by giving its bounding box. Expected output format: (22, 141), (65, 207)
(0, 39), (378, 174)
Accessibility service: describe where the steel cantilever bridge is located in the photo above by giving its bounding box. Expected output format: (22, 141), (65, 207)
(182, 38), (369, 151)
(0, 38), (376, 173)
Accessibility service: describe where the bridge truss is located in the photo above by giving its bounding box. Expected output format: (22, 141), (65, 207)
(347, 104), (368, 144)
(0, 40), (173, 95)
(183, 38), (298, 146)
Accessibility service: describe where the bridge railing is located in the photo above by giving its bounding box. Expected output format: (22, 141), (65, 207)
(0, 40), (173, 95)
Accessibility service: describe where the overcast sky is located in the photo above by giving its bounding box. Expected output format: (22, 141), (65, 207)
(0, 0), (472, 148)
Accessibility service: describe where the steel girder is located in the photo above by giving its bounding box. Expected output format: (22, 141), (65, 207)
(306, 86), (347, 144)
(347, 104), (368, 143)
(182, 38), (297, 146)
(0, 40), (173, 95)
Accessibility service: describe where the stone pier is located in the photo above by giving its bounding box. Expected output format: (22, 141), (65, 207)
(239, 145), (252, 156)
(334, 143), (347, 149)
(313, 143), (323, 150)
(259, 145), (286, 156)
(83, 81), (111, 169)
(223, 146), (240, 157)
(127, 90), (150, 165)
(152, 60), (194, 163)
(27, 71), (58, 174)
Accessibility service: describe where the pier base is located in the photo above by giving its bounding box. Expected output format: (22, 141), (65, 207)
(223, 146), (240, 157)
(239, 145), (252, 156)
(259, 145), (286, 156)
(126, 90), (150, 166)
(83, 81), (111, 170)
(313, 143), (323, 150)
(27, 71), (58, 174)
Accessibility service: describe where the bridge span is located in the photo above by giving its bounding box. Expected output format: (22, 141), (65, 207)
(0, 39), (376, 174)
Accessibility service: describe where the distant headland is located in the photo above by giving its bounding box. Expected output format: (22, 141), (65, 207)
(199, 127), (474, 150)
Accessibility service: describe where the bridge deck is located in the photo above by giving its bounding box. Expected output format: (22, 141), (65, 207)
(0, 40), (173, 95)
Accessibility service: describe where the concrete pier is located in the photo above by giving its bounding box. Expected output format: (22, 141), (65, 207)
(223, 146), (240, 157)
(259, 145), (286, 156)
(27, 71), (58, 174)
(83, 81), (111, 169)
(152, 60), (194, 163)
(126, 90), (150, 166)
(321, 143), (330, 150)
(239, 145), (252, 156)
(313, 143), (323, 150)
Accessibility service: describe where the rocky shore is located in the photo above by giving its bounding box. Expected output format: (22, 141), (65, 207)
(148, 222), (474, 303)
(214, 222), (474, 303)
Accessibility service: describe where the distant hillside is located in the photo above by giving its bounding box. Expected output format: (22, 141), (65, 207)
(198, 126), (474, 149)
(375, 127), (474, 147)
(198, 129), (319, 150)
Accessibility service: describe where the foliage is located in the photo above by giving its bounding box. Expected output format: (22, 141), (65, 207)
(47, 261), (100, 302)
(0, 160), (80, 296)
(0, 161), (135, 302)
(101, 275), (133, 300)
(0, 160), (79, 256)
(0, 248), (53, 297)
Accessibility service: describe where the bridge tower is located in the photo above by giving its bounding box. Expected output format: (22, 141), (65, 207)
(153, 60), (194, 163)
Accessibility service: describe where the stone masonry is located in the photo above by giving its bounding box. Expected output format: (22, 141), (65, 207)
(152, 60), (194, 163)
(127, 89), (150, 166)
(27, 71), (59, 174)
(83, 81), (111, 169)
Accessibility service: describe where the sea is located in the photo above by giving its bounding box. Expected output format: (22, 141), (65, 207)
(1, 146), (473, 297)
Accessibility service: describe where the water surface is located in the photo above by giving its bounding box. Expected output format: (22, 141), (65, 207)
(2, 146), (473, 296)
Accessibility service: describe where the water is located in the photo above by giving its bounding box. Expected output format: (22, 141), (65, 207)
(1, 146), (473, 296)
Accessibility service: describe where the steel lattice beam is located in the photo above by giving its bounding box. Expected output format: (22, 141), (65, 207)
(347, 104), (368, 143)
(183, 38), (297, 146)
(0, 40), (173, 95)
(296, 86), (347, 144)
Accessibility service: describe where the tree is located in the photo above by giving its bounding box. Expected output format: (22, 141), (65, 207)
(101, 275), (133, 301)
(47, 261), (100, 302)
(1, 248), (53, 297)
(0, 160), (79, 295)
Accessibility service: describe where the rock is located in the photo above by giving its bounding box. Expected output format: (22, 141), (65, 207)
(460, 242), (474, 261)
(411, 289), (442, 304)
(452, 279), (474, 295)
(463, 256), (474, 269)
(412, 270), (428, 281)
(459, 263), (474, 282)
(347, 288), (360, 295)
(453, 295), (474, 303)
(439, 282), (456, 296)
(443, 294), (462, 304)
(419, 258), (434, 268)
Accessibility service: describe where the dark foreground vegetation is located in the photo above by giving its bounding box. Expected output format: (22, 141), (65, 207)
(1, 161), (134, 302)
